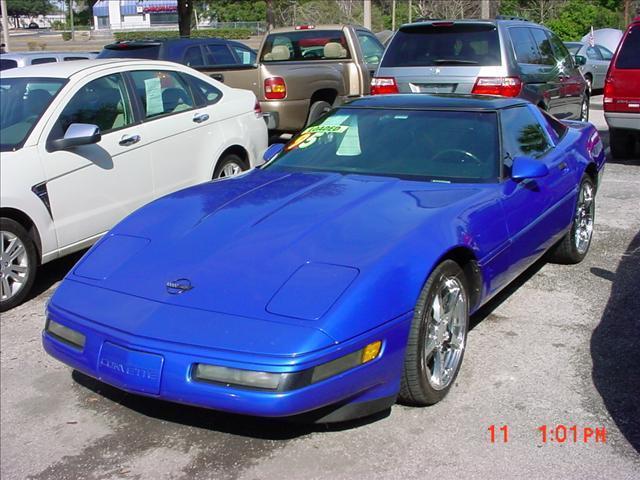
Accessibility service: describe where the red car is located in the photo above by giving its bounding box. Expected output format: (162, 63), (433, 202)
(604, 16), (640, 159)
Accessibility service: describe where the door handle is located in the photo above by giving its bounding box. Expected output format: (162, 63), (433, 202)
(193, 113), (210, 123)
(209, 73), (224, 82)
(558, 161), (569, 171)
(119, 134), (140, 146)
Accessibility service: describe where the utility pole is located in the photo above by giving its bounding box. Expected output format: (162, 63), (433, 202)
(481, 0), (490, 18)
(69, 0), (74, 40)
(408, 0), (412, 23)
(1, 0), (11, 52)
(623, 0), (630, 26)
(392, 0), (396, 31)
(363, 0), (371, 30)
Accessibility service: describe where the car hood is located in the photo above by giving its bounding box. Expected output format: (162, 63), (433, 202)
(66, 169), (486, 346)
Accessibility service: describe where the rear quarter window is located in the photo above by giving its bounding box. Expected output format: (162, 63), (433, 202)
(31, 57), (57, 65)
(0, 59), (18, 70)
(381, 24), (501, 67)
(616, 25), (640, 69)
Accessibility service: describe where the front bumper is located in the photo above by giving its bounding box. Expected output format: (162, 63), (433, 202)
(43, 300), (411, 420)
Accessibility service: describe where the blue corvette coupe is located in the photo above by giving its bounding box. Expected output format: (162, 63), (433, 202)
(43, 95), (605, 422)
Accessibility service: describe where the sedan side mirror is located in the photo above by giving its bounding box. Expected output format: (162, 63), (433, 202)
(574, 55), (587, 66)
(263, 143), (285, 162)
(49, 123), (101, 152)
(511, 156), (549, 181)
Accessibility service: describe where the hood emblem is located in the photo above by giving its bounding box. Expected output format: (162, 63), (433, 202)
(166, 278), (193, 294)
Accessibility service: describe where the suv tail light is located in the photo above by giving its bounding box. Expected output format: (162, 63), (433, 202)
(603, 74), (639, 113)
(264, 77), (286, 100)
(370, 77), (399, 95)
(472, 77), (522, 97)
(254, 99), (262, 117)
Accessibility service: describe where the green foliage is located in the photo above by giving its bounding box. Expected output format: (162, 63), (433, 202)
(201, 0), (266, 22)
(51, 20), (65, 30)
(7, 0), (54, 16)
(113, 28), (252, 42)
(61, 31), (72, 41)
(546, 0), (621, 41)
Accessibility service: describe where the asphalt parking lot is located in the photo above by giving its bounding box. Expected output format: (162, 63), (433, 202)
(1, 95), (638, 480)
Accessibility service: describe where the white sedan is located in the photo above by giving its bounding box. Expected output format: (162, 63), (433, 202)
(0, 59), (268, 310)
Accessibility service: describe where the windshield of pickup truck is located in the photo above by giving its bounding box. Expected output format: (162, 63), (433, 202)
(261, 30), (351, 62)
(265, 107), (499, 183)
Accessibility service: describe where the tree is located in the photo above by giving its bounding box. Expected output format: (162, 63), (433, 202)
(178, 0), (194, 37)
(7, 0), (53, 27)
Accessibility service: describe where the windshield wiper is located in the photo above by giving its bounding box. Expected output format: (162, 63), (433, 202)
(433, 59), (479, 65)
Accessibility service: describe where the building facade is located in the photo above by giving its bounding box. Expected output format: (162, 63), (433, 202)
(92, 0), (178, 30)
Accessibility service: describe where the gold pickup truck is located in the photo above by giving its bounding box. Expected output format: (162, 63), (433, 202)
(200, 25), (385, 134)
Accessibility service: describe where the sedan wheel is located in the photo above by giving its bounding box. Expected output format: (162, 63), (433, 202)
(423, 276), (467, 390)
(400, 260), (469, 405)
(549, 175), (595, 264)
(0, 218), (38, 312)
(213, 153), (247, 179)
(574, 180), (595, 255)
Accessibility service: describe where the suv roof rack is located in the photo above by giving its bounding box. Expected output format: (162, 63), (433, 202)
(495, 15), (529, 21)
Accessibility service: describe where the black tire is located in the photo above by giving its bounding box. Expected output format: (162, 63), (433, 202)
(399, 260), (469, 406)
(549, 175), (595, 265)
(213, 153), (248, 179)
(584, 74), (592, 95)
(305, 100), (332, 127)
(0, 218), (38, 312)
(609, 128), (634, 159)
(579, 93), (589, 122)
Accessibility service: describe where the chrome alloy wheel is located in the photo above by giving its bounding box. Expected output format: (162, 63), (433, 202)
(574, 181), (595, 255)
(219, 162), (243, 178)
(422, 276), (468, 390)
(0, 231), (29, 302)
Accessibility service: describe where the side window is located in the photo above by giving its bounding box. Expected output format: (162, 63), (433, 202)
(357, 31), (384, 64)
(63, 56), (88, 61)
(509, 27), (539, 64)
(596, 45), (613, 61)
(231, 45), (256, 65)
(586, 46), (602, 60)
(547, 32), (573, 66)
(501, 106), (553, 172)
(130, 70), (195, 119)
(53, 73), (133, 137)
(529, 29), (555, 65)
(188, 75), (223, 106)
(184, 46), (204, 67)
(31, 57), (57, 65)
(205, 45), (237, 66)
(539, 108), (568, 140)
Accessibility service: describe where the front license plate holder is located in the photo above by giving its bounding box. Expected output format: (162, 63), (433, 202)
(98, 342), (164, 395)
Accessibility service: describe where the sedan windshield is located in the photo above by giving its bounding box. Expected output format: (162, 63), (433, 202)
(0, 77), (66, 152)
(265, 107), (500, 183)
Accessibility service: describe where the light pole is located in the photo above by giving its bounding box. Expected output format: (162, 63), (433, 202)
(363, 0), (371, 30)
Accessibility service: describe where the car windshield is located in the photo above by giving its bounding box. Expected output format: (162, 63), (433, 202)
(265, 107), (500, 183)
(98, 44), (161, 59)
(564, 43), (582, 55)
(0, 77), (66, 152)
(381, 23), (501, 67)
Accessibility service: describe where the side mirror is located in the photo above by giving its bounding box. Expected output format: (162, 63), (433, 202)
(49, 123), (101, 152)
(263, 143), (285, 162)
(511, 156), (549, 181)
(574, 55), (587, 66)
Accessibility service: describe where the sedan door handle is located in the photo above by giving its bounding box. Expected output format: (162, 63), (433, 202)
(558, 161), (569, 171)
(193, 113), (210, 123)
(119, 134), (141, 146)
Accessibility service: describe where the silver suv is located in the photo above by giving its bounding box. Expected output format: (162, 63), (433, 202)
(373, 18), (589, 121)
